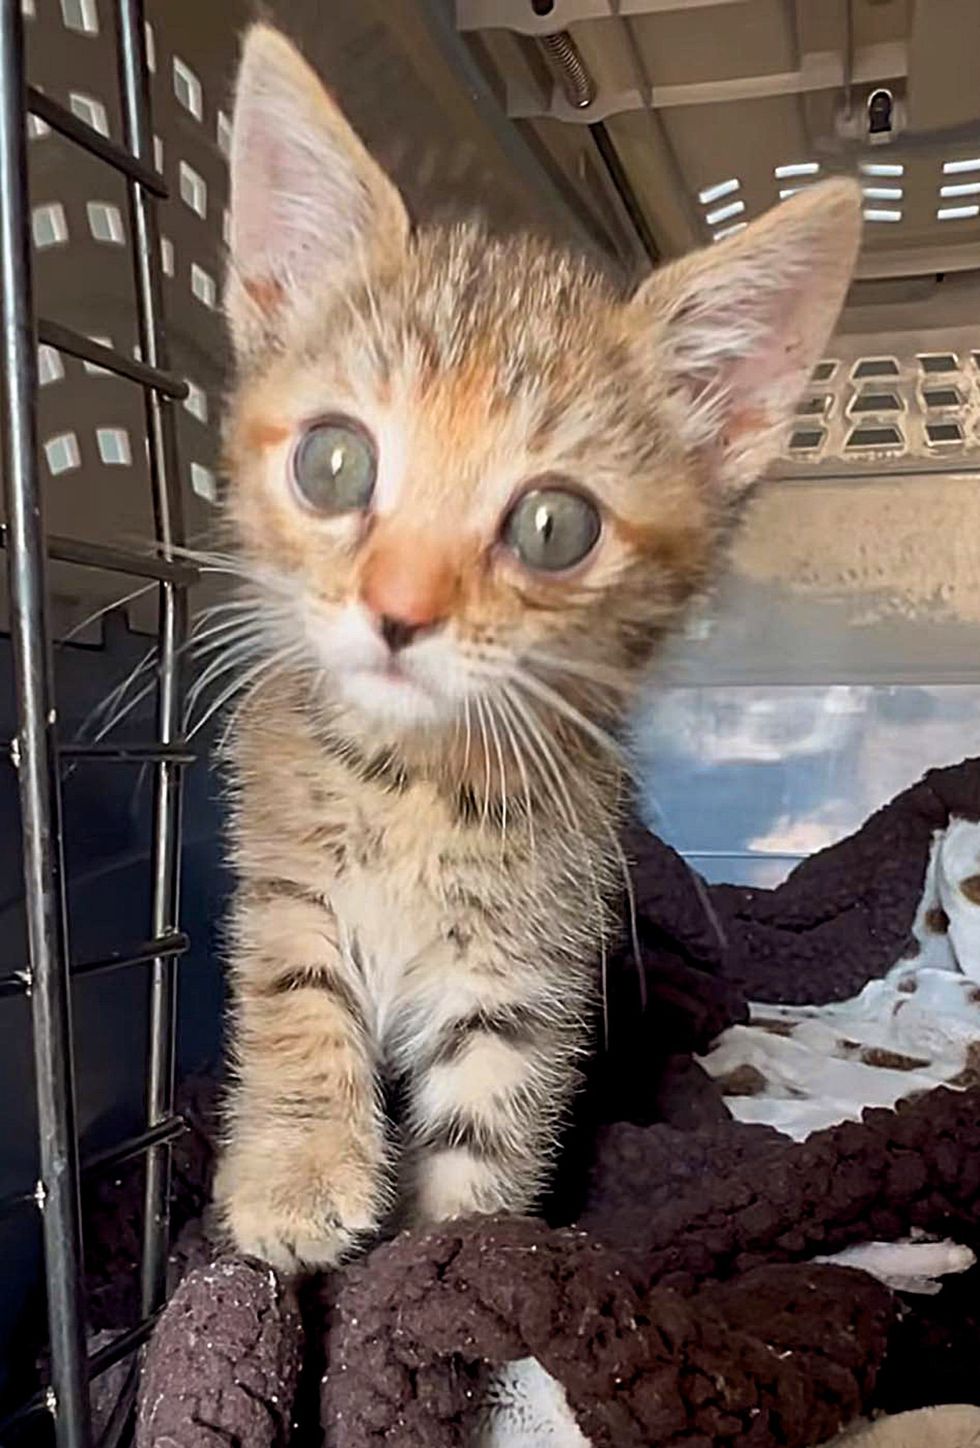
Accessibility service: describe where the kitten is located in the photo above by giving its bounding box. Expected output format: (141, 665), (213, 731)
(213, 23), (861, 1272)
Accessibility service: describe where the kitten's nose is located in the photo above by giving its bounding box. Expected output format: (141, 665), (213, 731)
(360, 523), (457, 653)
(378, 614), (425, 654)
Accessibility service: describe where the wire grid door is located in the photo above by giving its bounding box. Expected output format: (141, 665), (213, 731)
(0, 0), (190, 1442)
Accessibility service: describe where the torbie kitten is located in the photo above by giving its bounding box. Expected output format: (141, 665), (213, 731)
(213, 23), (861, 1271)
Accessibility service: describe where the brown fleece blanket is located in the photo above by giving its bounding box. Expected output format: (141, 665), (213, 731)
(124, 759), (980, 1444)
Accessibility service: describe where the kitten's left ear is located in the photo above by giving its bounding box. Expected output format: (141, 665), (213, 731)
(226, 24), (410, 361)
(631, 179), (862, 496)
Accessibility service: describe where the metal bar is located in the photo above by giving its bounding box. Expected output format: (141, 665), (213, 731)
(588, 121), (660, 262)
(0, 966), (31, 999)
(95, 1358), (139, 1448)
(115, 0), (189, 1321)
(72, 930), (189, 981)
(38, 319), (188, 400)
(0, 1115), (185, 1222)
(0, 931), (189, 996)
(0, 523), (198, 584)
(0, 7), (92, 1445)
(72, 931), (188, 983)
(2, 741), (194, 764)
(81, 1114), (185, 1175)
(89, 1312), (162, 1379)
(0, 1314), (162, 1437)
(27, 86), (166, 197)
(59, 742), (195, 764)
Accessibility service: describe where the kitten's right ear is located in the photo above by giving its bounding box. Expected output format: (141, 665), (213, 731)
(629, 179), (861, 499)
(226, 24), (410, 361)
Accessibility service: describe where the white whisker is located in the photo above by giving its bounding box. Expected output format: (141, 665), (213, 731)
(474, 694), (492, 828)
(215, 647), (306, 755)
(501, 680), (611, 1047)
(183, 636), (269, 724)
(494, 690), (536, 863)
(485, 696), (508, 850)
(462, 694), (473, 780)
(58, 580), (158, 648)
(186, 650), (286, 741)
(89, 674), (159, 743)
(75, 644), (158, 741)
(505, 665), (628, 773)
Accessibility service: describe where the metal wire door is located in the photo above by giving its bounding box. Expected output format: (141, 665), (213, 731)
(0, 0), (190, 1441)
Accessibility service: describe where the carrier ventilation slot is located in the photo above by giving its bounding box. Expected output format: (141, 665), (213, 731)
(919, 353), (959, 374)
(852, 357), (900, 380)
(925, 420), (964, 445)
(811, 360), (837, 382)
(849, 390), (902, 414)
(845, 424), (903, 450)
(788, 427), (826, 453)
(922, 385), (962, 409)
(795, 395), (831, 417)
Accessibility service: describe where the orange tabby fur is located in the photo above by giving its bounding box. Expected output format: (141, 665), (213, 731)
(212, 24), (862, 1271)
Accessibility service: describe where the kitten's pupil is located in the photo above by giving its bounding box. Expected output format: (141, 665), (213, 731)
(293, 417), (376, 514)
(504, 485), (601, 573)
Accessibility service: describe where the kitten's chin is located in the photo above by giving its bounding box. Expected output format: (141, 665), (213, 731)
(336, 667), (451, 732)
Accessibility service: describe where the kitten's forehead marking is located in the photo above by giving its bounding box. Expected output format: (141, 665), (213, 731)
(372, 359), (532, 524)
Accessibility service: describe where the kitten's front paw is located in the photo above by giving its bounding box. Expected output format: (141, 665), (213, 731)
(221, 1197), (359, 1274)
(216, 1153), (382, 1274)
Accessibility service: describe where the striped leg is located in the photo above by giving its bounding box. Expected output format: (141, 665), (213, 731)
(215, 884), (389, 1272)
(398, 986), (587, 1224)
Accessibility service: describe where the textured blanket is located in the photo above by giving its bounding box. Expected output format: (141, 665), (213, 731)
(126, 758), (980, 1446)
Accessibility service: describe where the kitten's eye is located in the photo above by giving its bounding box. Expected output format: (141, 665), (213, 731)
(292, 417), (376, 514)
(502, 486), (601, 573)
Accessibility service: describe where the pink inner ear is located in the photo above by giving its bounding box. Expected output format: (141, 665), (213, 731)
(230, 90), (322, 285)
(687, 285), (815, 430)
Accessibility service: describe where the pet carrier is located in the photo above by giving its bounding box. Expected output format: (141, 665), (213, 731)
(2, 2), (979, 1445)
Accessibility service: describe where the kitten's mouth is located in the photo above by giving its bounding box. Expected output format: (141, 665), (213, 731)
(362, 656), (425, 691)
(339, 660), (443, 725)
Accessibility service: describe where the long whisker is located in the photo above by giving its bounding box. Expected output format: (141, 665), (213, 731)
(501, 680), (610, 1048)
(685, 860), (728, 953)
(58, 580), (158, 648)
(505, 665), (628, 771)
(183, 614), (267, 658)
(89, 674), (159, 744)
(474, 694), (492, 828)
(598, 814), (646, 1013)
(461, 693), (473, 781)
(494, 690), (535, 863)
(498, 681), (577, 839)
(215, 646), (307, 755)
(482, 642), (631, 696)
(186, 649), (286, 741)
(184, 614), (270, 658)
(183, 636), (269, 724)
(186, 597), (268, 632)
(484, 695), (508, 851)
(75, 643), (158, 741)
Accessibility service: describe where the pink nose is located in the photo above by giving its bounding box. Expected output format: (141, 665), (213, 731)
(359, 525), (457, 648)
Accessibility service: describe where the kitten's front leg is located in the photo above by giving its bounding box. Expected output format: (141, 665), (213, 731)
(215, 887), (388, 1273)
(399, 968), (589, 1223)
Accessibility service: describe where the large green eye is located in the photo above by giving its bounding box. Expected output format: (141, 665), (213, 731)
(502, 485), (601, 573)
(292, 417), (377, 514)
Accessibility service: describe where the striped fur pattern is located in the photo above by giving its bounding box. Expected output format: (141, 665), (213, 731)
(212, 25), (862, 1271)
